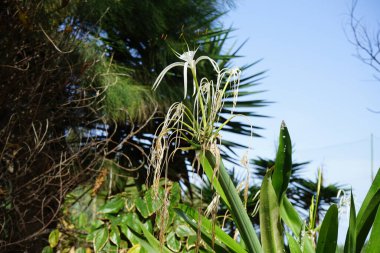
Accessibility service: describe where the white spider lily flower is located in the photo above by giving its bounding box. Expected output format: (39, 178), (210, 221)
(152, 49), (220, 99)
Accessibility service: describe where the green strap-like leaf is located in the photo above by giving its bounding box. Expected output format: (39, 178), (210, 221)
(175, 204), (247, 253)
(316, 204), (338, 253)
(366, 205), (380, 252)
(286, 232), (302, 253)
(355, 168), (380, 252)
(343, 190), (356, 253)
(272, 121), (292, 202)
(175, 207), (235, 252)
(280, 196), (303, 235)
(199, 151), (230, 209)
(280, 196), (314, 253)
(138, 221), (172, 253)
(260, 173), (284, 253)
(204, 151), (262, 253)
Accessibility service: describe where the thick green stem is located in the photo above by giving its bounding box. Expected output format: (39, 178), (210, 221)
(204, 151), (262, 253)
(191, 68), (208, 129)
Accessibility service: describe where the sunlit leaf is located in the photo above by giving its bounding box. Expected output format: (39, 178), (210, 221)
(260, 173), (284, 252)
(97, 196), (125, 214)
(75, 248), (86, 253)
(78, 212), (88, 228)
(344, 190), (356, 253)
(366, 205), (380, 252)
(316, 204), (338, 253)
(93, 227), (109, 253)
(48, 229), (60, 248)
(110, 225), (121, 246)
(127, 244), (142, 253)
(272, 121), (292, 202)
(41, 246), (53, 253)
(167, 231), (181, 252)
(355, 169), (380, 252)
(286, 232), (302, 253)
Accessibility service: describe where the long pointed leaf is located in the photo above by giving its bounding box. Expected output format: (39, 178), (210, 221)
(272, 121), (292, 202)
(260, 173), (284, 253)
(316, 204), (338, 253)
(355, 168), (380, 252)
(280, 196), (315, 252)
(366, 205), (380, 252)
(138, 221), (172, 253)
(286, 232), (302, 253)
(204, 151), (262, 253)
(175, 207), (235, 253)
(199, 152), (230, 208)
(280, 196), (303, 235)
(344, 190), (356, 253)
(175, 204), (246, 253)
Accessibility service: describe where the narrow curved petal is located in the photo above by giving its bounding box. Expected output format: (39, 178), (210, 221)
(152, 62), (184, 90)
(192, 67), (197, 96)
(183, 62), (189, 99)
(195, 56), (220, 73)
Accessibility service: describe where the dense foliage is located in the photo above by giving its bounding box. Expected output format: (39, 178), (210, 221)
(1, 1), (354, 252)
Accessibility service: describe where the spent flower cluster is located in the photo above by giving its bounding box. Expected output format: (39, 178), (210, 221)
(150, 48), (242, 189)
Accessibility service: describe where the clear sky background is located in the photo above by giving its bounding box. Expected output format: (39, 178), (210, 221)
(222, 0), (380, 242)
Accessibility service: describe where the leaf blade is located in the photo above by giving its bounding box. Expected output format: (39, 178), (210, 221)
(316, 204), (338, 253)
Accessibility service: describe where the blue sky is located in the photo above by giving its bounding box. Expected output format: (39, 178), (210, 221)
(222, 0), (380, 242)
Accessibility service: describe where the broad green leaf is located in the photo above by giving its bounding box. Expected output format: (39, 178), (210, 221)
(119, 224), (140, 245)
(272, 121), (292, 202)
(316, 204), (338, 253)
(102, 241), (118, 252)
(97, 196), (125, 214)
(260, 173), (284, 253)
(75, 248), (86, 253)
(121, 213), (141, 233)
(143, 219), (153, 234)
(204, 151), (262, 253)
(93, 227), (109, 253)
(366, 205), (380, 252)
(186, 235), (197, 250)
(144, 188), (163, 215)
(175, 223), (196, 237)
(127, 244), (142, 253)
(344, 190), (356, 253)
(135, 197), (149, 218)
(355, 168), (380, 252)
(175, 204), (246, 253)
(91, 219), (104, 230)
(110, 225), (121, 246)
(41, 246), (53, 253)
(167, 231), (181, 252)
(286, 232), (302, 253)
(48, 229), (60, 248)
(77, 212), (88, 228)
(170, 182), (181, 205)
(86, 229), (97, 242)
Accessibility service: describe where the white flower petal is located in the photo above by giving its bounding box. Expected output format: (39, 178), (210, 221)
(195, 56), (220, 73)
(152, 62), (184, 90)
(183, 62), (189, 99)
